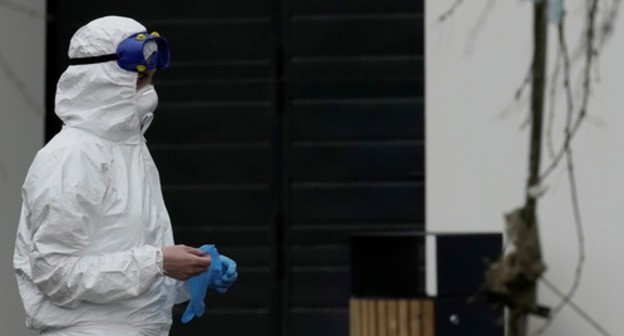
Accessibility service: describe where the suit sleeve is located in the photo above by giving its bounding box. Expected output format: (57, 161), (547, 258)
(24, 149), (164, 308)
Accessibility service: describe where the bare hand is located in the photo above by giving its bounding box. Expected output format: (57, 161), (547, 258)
(162, 245), (212, 280)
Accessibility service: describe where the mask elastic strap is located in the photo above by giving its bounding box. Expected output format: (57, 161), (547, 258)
(68, 54), (118, 65)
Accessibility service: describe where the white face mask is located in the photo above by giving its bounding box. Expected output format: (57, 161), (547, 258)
(136, 84), (158, 134)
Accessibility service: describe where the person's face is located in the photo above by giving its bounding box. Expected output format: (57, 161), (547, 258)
(137, 69), (156, 90)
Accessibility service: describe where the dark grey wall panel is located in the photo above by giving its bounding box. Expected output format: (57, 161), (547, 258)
(157, 80), (269, 102)
(173, 227), (271, 249)
(291, 0), (423, 15)
(289, 224), (423, 246)
(291, 184), (424, 223)
(290, 246), (349, 266)
(291, 56), (423, 80)
(164, 188), (273, 225)
(291, 269), (350, 306)
(291, 101), (424, 141)
(55, 1), (271, 21)
(289, 310), (349, 336)
(290, 143), (423, 182)
(148, 20), (272, 61)
(151, 146), (271, 184)
(159, 61), (270, 81)
(148, 105), (271, 144)
(290, 16), (423, 57)
(171, 309), (270, 336)
(290, 79), (423, 100)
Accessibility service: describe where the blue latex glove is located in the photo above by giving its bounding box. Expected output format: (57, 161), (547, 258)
(181, 244), (238, 323)
(212, 255), (238, 294)
(181, 244), (221, 324)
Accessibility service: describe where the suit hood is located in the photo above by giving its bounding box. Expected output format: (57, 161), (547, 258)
(55, 16), (146, 143)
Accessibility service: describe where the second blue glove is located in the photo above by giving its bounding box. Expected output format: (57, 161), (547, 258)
(181, 244), (238, 323)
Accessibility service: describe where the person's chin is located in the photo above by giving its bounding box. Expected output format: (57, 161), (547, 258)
(137, 77), (149, 90)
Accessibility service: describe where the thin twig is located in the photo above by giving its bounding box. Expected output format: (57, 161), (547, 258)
(597, 0), (621, 50)
(517, 63), (535, 133)
(516, 62), (534, 101)
(561, 16), (576, 133)
(438, 0), (466, 22)
(464, 0), (496, 55)
(532, 149), (586, 335)
(546, 48), (562, 158)
(540, 277), (613, 336)
(539, 0), (599, 181)
(496, 61), (532, 124)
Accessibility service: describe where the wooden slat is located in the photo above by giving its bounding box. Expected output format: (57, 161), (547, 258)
(387, 300), (398, 336)
(350, 298), (436, 336)
(360, 300), (368, 336)
(409, 300), (422, 336)
(422, 300), (434, 336)
(377, 300), (387, 336)
(398, 299), (409, 336)
(367, 299), (374, 336)
(368, 300), (377, 336)
(349, 299), (361, 336)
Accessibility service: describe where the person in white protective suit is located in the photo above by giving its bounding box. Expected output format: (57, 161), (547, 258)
(13, 16), (216, 336)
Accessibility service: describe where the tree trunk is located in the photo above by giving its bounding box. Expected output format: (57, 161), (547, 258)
(507, 1), (548, 335)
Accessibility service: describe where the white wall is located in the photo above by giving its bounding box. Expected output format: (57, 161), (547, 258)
(0, 1), (45, 335)
(427, 1), (623, 335)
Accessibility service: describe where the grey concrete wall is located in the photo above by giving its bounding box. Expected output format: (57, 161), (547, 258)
(0, 1), (45, 335)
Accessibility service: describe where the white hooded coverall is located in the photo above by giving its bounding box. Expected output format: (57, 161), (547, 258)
(13, 16), (186, 336)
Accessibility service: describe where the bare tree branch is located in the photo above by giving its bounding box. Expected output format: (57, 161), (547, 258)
(541, 277), (613, 336)
(532, 148), (586, 336)
(597, 0), (621, 49)
(516, 62), (534, 101)
(539, 0), (599, 181)
(464, 0), (496, 55)
(546, 47), (562, 158)
(438, 0), (466, 22)
(497, 61), (533, 123)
